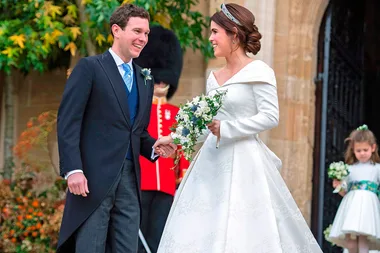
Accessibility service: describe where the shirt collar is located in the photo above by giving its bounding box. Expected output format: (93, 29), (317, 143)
(108, 48), (133, 70)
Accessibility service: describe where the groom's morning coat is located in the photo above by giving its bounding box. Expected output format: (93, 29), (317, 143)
(56, 51), (157, 252)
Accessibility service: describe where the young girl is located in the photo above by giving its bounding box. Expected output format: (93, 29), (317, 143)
(329, 125), (380, 253)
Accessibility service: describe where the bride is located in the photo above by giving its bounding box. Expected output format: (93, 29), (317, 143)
(154, 3), (323, 252)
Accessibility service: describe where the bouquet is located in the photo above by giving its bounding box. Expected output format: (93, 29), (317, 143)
(171, 90), (228, 162)
(327, 161), (349, 193)
(327, 161), (349, 180)
(323, 224), (335, 246)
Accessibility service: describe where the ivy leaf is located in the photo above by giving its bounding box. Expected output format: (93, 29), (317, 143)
(97, 13), (104, 23)
(64, 42), (77, 56)
(69, 27), (81, 40)
(51, 29), (63, 39)
(49, 5), (62, 19)
(27, 51), (38, 62)
(34, 62), (45, 72)
(154, 13), (171, 29)
(107, 34), (113, 44)
(67, 5), (78, 19)
(82, 0), (93, 5)
(41, 45), (50, 54)
(63, 14), (75, 25)
(58, 35), (70, 48)
(42, 33), (56, 45)
(1, 47), (19, 58)
(9, 34), (26, 49)
(95, 34), (105, 46)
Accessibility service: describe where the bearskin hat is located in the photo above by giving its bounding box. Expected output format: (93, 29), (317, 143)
(134, 25), (183, 99)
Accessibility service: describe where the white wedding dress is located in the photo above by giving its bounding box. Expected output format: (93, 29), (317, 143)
(157, 60), (323, 253)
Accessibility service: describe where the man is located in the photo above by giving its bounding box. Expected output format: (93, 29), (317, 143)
(56, 4), (175, 253)
(134, 26), (190, 253)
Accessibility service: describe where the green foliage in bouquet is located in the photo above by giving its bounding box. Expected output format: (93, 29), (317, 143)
(323, 224), (335, 246)
(171, 90), (227, 161)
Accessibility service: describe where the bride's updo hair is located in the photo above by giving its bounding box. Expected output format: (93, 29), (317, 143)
(211, 3), (262, 55)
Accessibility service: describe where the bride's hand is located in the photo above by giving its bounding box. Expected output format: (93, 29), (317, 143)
(207, 119), (220, 138)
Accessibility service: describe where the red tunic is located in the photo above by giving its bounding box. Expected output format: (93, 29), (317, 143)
(139, 97), (190, 196)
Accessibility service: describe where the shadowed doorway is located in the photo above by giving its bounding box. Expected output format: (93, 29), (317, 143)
(312, 0), (380, 252)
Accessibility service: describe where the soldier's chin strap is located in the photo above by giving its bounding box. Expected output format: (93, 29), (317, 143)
(155, 85), (170, 92)
(152, 96), (168, 105)
(153, 84), (170, 101)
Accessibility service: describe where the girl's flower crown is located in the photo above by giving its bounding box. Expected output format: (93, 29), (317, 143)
(356, 124), (368, 131)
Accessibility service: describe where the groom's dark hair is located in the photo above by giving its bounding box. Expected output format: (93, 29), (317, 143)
(110, 4), (150, 37)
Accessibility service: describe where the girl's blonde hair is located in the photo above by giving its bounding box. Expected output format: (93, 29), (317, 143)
(344, 127), (380, 164)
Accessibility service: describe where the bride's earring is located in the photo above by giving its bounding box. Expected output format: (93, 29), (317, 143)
(232, 40), (236, 44)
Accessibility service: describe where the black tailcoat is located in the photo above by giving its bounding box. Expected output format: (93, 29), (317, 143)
(56, 51), (157, 252)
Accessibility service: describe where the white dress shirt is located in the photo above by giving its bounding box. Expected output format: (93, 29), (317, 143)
(109, 48), (134, 84)
(65, 49), (157, 180)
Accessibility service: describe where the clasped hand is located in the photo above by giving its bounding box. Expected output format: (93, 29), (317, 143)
(153, 135), (177, 158)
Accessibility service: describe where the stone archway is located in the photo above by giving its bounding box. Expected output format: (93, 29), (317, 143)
(310, 1), (380, 250)
(267, 0), (329, 224)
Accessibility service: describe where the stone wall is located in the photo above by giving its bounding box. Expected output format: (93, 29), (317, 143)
(269, 0), (329, 223)
(16, 69), (66, 137)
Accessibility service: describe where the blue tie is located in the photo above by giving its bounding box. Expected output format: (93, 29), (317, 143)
(122, 63), (133, 92)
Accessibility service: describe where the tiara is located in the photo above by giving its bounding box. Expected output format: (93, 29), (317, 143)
(221, 3), (242, 26)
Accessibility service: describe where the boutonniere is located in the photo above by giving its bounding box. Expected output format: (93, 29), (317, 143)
(141, 68), (152, 85)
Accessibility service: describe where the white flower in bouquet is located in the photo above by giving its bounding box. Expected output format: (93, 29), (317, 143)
(170, 90), (228, 162)
(327, 161), (349, 180)
(327, 161), (349, 193)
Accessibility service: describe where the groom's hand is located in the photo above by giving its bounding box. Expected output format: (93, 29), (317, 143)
(67, 173), (89, 197)
(153, 135), (177, 158)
